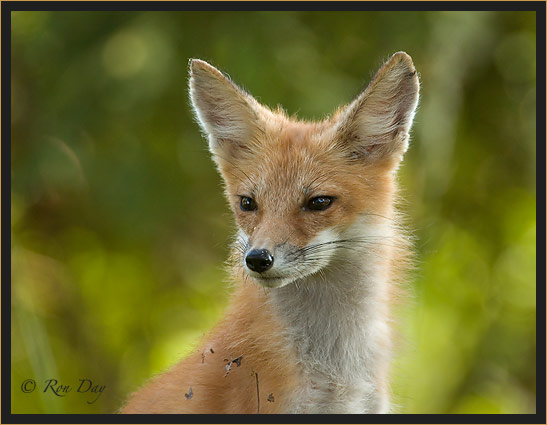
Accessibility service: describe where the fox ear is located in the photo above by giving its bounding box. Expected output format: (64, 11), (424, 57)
(335, 52), (419, 166)
(189, 59), (261, 157)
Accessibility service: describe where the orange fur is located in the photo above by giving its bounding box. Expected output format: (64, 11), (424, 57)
(122, 284), (299, 413)
(121, 52), (419, 414)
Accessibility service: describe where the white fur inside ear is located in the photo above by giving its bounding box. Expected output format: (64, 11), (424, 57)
(336, 52), (420, 161)
(188, 59), (259, 154)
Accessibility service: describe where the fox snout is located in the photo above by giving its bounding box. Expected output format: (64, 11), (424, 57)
(237, 227), (343, 289)
(245, 248), (274, 273)
(241, 241), (302, 288)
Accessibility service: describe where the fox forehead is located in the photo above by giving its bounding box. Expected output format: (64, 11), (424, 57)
(222, 120), (352, 199)
(190, 53), (419, 221)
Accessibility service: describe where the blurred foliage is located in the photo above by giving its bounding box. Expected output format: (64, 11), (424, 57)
(10, 11), (536, 414)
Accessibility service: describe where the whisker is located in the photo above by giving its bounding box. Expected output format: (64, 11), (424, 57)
(298, 236), (398, 254)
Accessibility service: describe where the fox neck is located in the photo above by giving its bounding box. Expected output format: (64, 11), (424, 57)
(266, 218), (394, 413)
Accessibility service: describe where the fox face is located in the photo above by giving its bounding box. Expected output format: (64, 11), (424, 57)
(189, 54), (419, 288)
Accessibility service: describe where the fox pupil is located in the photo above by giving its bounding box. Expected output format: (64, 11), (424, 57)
(240, 196), (257, 211)
(307, 196), (334, 211)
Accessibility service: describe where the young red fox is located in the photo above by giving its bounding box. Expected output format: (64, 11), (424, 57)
(122, 52), (419, 414)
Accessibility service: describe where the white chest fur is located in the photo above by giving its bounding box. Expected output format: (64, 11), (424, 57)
(269, 223), (393, 414)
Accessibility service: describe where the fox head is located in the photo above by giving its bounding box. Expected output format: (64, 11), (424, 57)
(189, 53), (419, 288)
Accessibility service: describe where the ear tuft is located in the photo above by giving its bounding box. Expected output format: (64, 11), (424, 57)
(336, 51), (420, 165)
(189, 58), (227, 81)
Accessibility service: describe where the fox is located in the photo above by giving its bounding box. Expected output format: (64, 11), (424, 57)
(121, 51), (419, 414)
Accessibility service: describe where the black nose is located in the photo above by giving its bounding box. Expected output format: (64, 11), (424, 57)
(245, 249), (274, 273)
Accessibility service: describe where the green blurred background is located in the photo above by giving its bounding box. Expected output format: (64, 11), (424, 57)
(11, 10), (536, 414)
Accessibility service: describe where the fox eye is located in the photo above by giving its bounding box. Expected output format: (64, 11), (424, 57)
(240, 196), (258, 211)
(306, 196), (334, 211)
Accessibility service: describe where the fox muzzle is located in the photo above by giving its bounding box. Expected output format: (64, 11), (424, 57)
(245, 249), (274, 273)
